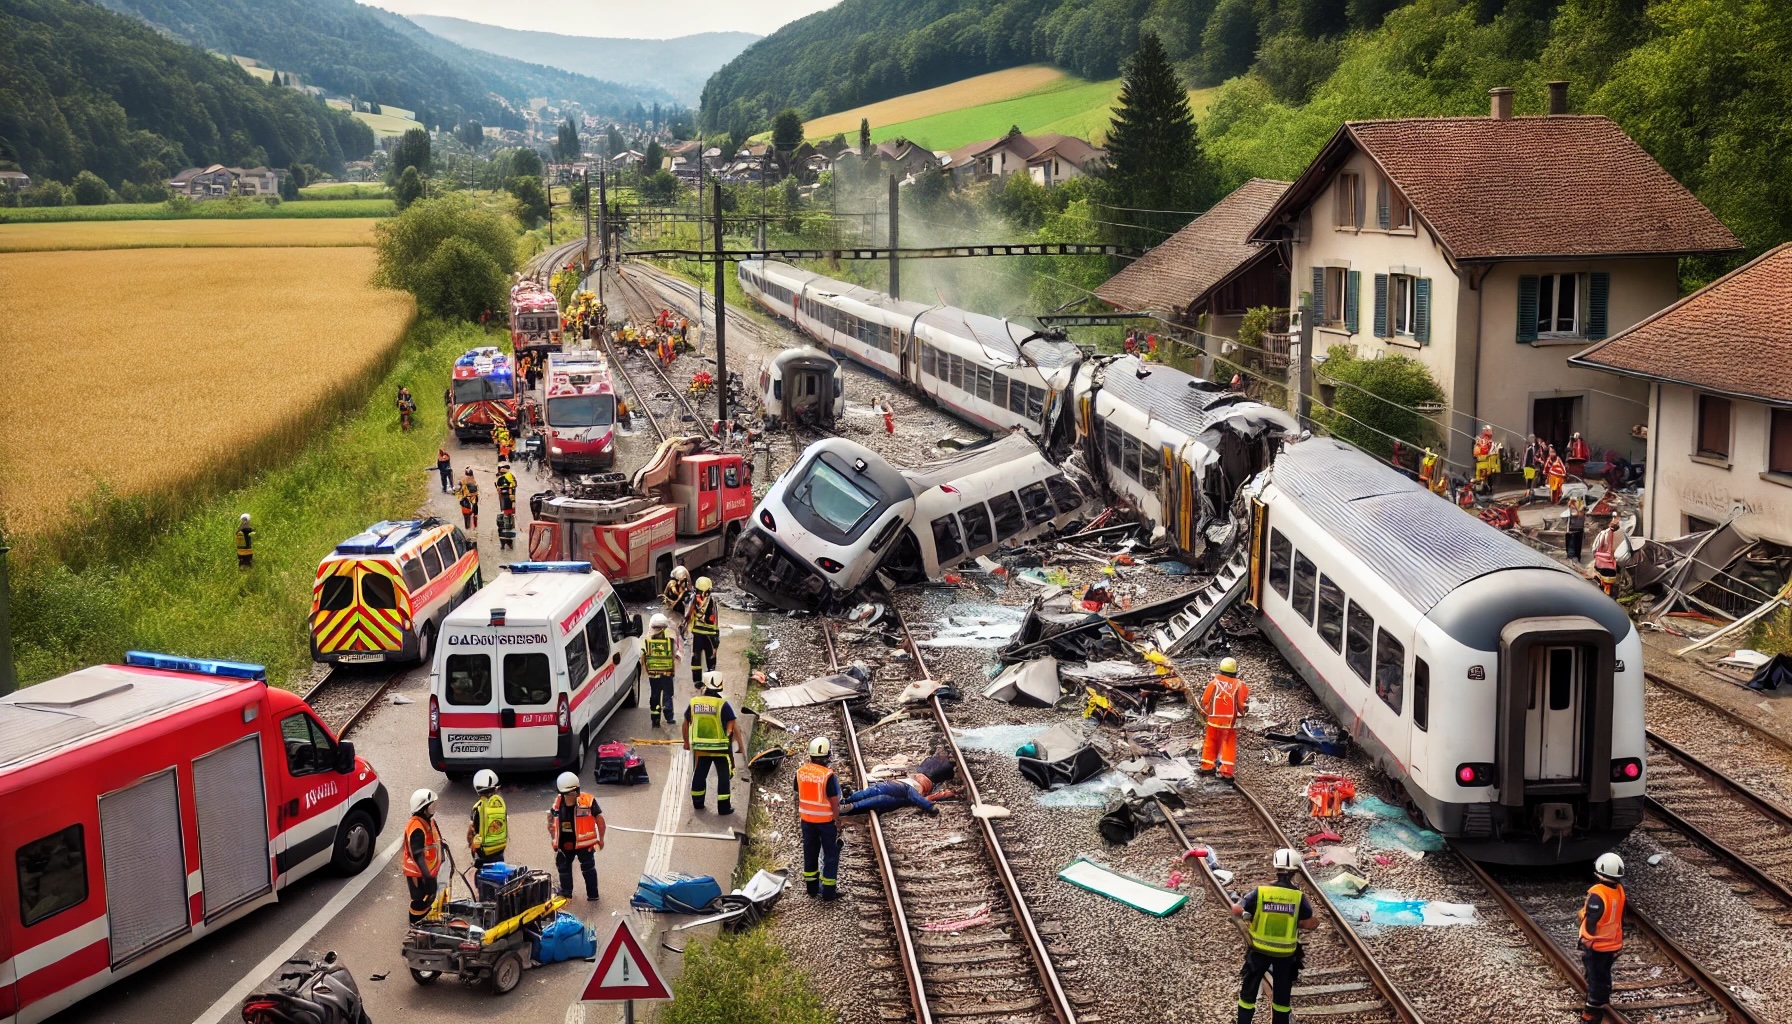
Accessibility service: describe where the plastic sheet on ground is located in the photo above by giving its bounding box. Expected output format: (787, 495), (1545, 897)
(1366, 820), (1447, 856)
(761, 673), (868, 709)
(1060, 660), (1150, 681)
(951, 723), (1048, 753)
(1036, 770), (1131, 807)
(1334, 892), (1478, 930)
(1058, 857), (1187, 916)
(1344, 794), (1408, 820)
(920, 608), (1027, 649)
(984, 658), (1063, 707)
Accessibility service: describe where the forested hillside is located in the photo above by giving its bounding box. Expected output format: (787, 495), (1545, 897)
(95, 0), (664, 128)
(0, 0), (375, 188)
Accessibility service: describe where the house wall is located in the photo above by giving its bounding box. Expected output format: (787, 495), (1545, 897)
(1648, 384), (1792, 545)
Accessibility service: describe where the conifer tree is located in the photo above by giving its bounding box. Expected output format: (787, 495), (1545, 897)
(1103, 32), (1211, 246)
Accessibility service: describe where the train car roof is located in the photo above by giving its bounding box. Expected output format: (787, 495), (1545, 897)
(1270, 438), (1570, 612)
(1099, 356), (1298, 439)
(900, 433), (1045, 492)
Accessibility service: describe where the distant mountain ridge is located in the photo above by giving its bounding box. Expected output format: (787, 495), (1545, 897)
(405, 16), (757, 106)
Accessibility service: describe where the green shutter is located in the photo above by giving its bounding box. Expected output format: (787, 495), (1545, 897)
(1415, 278), (1432, 345)
(1354, 179), (1366, 229)
(1376, 181), (1390, 230)
(1517, 275), (1539, 342)
(1587, 272), (1610, 340)
(1311, 267), (1325, 317)
(1345, 271), (1360, 334)
(1373, 274), (1389, 337)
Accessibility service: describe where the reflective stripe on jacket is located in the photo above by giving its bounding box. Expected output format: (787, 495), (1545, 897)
(796, 762), (836, 823)
(644, 634), (677, 675)
(1202, 673), (1247, 728)
(548, 792), (600, 850)
(688, 695), (730, 753)
(1248, 884), (1302, 956)
(690, 595), (719, 636)
(1579, 883), (1625, 952)
(473, 795), (507, 853)
(1593, 530), (1619, 571)
(236, 527), (254, 556)
(402, 815), (441, 878)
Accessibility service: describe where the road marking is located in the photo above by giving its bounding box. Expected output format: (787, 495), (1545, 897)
(645, 745), (690, 878)
(189, 837), (402, 1024)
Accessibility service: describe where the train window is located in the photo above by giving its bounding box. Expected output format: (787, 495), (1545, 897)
(1548, 648), (1575, 711)
(1345, 601), (1374, 681)
(1412, 659), (1430, 731)
(1121, 433), (1141, 481)
(922, 345), (936, 377)
(1292, 555), (1317, 623)
(1009, 377), (1028, 414)
(989, 492), (1025, 539)
(564, 631), (591, 687)
(1027, 386), (1045, 421)
(1375, 628), (1404, 713)
(1268, 530), (1292, 598)
(318, 575), (354, 611)
(502, 653), (553, 706)
(1142, 445), (1161, 490)
(1048, 476), (1084, 514)
(421, 544), (444, 579)
(1317, 574), (1345, 651)
(1020, 482), (1056, 525)
(1104, 422), (1122, 467)
(959, 504), (994, 550)
(793, 460), (879, 535)
(974, 366), (991, 402)
(992, 372), (1009, 410)
(445, 654), (492, 705)
(931, 514), (964, 564)
(948, 354), (963, 389)
(18, 824), (87, 927)
(361, 572), (398, 610)
(402, 558), (428, 592)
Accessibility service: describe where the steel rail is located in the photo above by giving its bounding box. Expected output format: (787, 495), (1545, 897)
(1643, 732), (1792, 911)
(1647, 731), (1792, 833)
(884, 600), (1079, 1024)
(593, 289), (666, 445)
(609, 267), (713, 440)
(1644, 670), (1792, 755)
(1625, 906), (1764, 1024)
(299, 667), (405, 737)
(818, 619), (932, 1024)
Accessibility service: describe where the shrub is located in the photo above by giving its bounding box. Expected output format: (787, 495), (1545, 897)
(413, 237), (505, 321)
(26, 180), (72, 207)
(1317, 346), (1444, 457)
(71, 170), (114, 206)
(507, 175), (548, 226)
(374, 193), (519, 302)
(660, 929), (831, 1024)
(394, 165), (425, 210)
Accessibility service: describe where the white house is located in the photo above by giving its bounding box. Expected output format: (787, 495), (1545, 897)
(1248, 87), (1740, 468)
(1571, 243), (1792, 546)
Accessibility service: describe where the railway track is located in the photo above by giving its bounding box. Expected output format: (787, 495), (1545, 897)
(1641, 731), (1792, 925)
(818, 604), (1082, 1024)
(526, 237), (587, 281)
(602, 265), (714, 443)
(301, 666), (406, 736)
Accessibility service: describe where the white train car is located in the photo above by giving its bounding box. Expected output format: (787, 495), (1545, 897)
(759, 347), (845, 428)
(1245, 439), (1645, 864)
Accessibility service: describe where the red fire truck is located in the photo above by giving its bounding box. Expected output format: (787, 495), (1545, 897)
(509, 280), (562, 357)
(528, 437), (753, 589)
(1, 652), (388, 1024)
(449, 346), (519, 441)
(542, 349), (619, 471)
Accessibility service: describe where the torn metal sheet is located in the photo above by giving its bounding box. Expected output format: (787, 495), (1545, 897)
(983, 658), (1063, 707)
(1155, 545), (1250, 656)
(761, 672), (870, 709)
(1058, 857), (1187, 916)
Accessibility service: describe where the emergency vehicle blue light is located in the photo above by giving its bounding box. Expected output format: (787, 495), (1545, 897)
(336, 520), (425, 554)
(505, 561), (593, 574)
(124, 651), (267, 680)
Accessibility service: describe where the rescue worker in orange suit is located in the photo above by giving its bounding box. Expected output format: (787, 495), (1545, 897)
(1546, 445), (1568, 504)
(874, 395), (895, 435)
(687, 576), (720, 685)
(795, 736), (843, 900)
(1199, 657), (1249, 781)
(1566, 431), (1591, 478)
(1579, 853), (1627, 1023)
(1592, 523), (1622, 595)
(402, 788), (444, 924)
(547, 771), (605, 901)
(1473, 424), (1498, 489)
(456, 469), (480, 529)
(1230, 849), (1318, 1024)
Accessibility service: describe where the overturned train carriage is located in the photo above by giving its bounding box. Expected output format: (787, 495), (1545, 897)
(1246, 439), (1645, 864)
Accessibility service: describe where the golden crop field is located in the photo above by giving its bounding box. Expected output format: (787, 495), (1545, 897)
(0, 247), (415, 531)
(803, 65), (1069, 139)
(0, 218), (381, 252)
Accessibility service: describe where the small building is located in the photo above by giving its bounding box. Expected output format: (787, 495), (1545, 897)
(1570, 243), (1792, 546)
(942, 132), (1106, 185)
(0, 170), (30, 191)
(837, 140), (940, 180)
(166, 164), (278, 197)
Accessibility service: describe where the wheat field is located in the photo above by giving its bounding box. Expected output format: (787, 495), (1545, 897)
(0, 247), (415, 532)
(0, 217), (382, 251)
(803, 65), (1069, 139)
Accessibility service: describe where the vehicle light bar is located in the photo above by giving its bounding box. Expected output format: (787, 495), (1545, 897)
(125, 651), (267, 680)
(505, 561), (593, 574)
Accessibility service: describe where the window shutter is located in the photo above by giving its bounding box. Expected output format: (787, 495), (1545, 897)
(1311, 266), (1325, 316)
(1373, 274), (1389, 337)
(1345, 270), (1360, 333)
(1415, 278), (1432, 345)
(1587, 272), (1610, 340)
(1376, 180), (1390, 230)
(1517, 275), (1539, 342)
(1353, 177), (1365, 229)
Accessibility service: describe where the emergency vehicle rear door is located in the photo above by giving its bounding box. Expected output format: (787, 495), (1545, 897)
(440, 650), (503, 762)
(271, 710), (351, 885)
(499, 647), (559, 761)
(99, 768), (190, 967)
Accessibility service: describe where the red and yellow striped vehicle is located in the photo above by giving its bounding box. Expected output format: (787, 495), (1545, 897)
(310, 518), (481, 665)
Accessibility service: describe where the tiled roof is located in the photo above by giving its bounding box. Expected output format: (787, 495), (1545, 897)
(942, 132), (1102, 170)
(1096, 178), (1290, 315)
(1253, 116), (1739, 261)
(1571, 243), (1792, 405)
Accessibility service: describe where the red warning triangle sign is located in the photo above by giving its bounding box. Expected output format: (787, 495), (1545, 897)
(580, 920), (672, 1003)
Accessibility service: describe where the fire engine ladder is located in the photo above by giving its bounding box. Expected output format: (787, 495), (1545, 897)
(1153, 546), (1250, 656)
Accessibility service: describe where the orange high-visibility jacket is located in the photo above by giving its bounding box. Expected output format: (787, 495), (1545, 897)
(1201, 673), (1248, 729)
(1579, 883), (1625, 952)
(796, 762), (837, 823)
(402, 815), (442, 878)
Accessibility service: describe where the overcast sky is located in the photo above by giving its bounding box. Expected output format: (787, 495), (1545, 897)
(363, 0), (843, 39)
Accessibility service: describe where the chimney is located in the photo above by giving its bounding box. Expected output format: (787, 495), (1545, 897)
(1547, 80), (1570, 115)
(1489, 87), (1514, 120)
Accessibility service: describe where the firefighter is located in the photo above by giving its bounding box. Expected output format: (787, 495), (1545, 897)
(397, 386), (415, 432)
(1545, 445), (1568, 504)
(456, 469), (480, 529)
(1418, 449), (1439, 490)
(1578, 853), (1626, 1022)
(1230, 849), (1318, 1024)
(1199, 657), (1249, 781)
(1473, 424), (1498, 489)
(403, 789), (443, 925)
(436, 448), (454, 493)
(684, 672), (742, 815)
(546, 772), (604, 901)
(795, 736), (843, 900)
(492, 422), (514, 462)
(688, 576), (720, 683)
(466, 769), (507, 866)
(644, 613), (679, 727)
(663, 565), (694, 632)
(495, 463), (518, 515)
(235, 513), (255, 569)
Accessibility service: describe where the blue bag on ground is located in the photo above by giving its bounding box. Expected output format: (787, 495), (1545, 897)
(630, 873), (723, 914)
(531, 911), (597, 964)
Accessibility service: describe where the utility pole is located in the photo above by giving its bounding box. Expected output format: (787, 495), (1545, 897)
(887, 174), (900, 300)
(758, 150), (768, 250)
(597, 167), (608, 310)
(1297, 303), (1314, 430)
(583, 170), (592, 274)
(713, 180), (729, 430)
(693, 155), (705, 323)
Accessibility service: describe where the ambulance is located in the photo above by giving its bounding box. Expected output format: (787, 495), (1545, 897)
(428, 562), (644, 777)
(0, 652), (388, 1024)
(310, 518), (480, 665)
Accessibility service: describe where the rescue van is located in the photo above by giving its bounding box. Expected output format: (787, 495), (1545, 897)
(542, 349), (619, 471)
(429, 562), (644, 777)
(449, 347), (519, 440)
(0, 652), (389, 1024)
(310, 518), (480, 666)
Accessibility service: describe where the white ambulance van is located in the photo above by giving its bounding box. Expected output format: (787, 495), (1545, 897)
(428, 561), (644, 777)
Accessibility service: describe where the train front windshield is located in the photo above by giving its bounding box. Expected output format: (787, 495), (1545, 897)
(793, 460), (879, 535)
(453, 377), (515, 403)
(547, 394), (616, 427)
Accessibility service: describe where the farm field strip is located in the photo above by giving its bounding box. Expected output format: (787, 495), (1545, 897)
(0, 217), (383, 251)
(0, 199), (393, 224)
(801, 64), (1070, 139)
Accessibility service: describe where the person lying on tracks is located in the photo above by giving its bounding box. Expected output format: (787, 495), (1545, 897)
(838, 755), (955, 816)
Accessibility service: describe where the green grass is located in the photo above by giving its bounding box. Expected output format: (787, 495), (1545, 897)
(658, 928), (831, 1024)
(865, 77), (1220, 151)
(300, 183), (390, 199)
(7, 317), (492, 689)
(0, 198), (394, 223)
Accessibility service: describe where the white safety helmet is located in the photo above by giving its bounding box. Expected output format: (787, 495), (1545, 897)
(672, 565), (690, 581)
(409, 788), (438, 814)
(696, 576), (713, 592)
(239, 512), (251, 526)
(809, 736), (831, 758)
(556, 771), (580, 794)
(473, 769), (499, 793)
(1272, 848), (1301, 873)
(650, 612), (670, 631)
(1594, 852), (1624, 881)
(702, 671), (725, 694)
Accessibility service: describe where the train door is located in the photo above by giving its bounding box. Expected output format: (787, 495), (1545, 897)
(1525, 646), (1584, 780)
